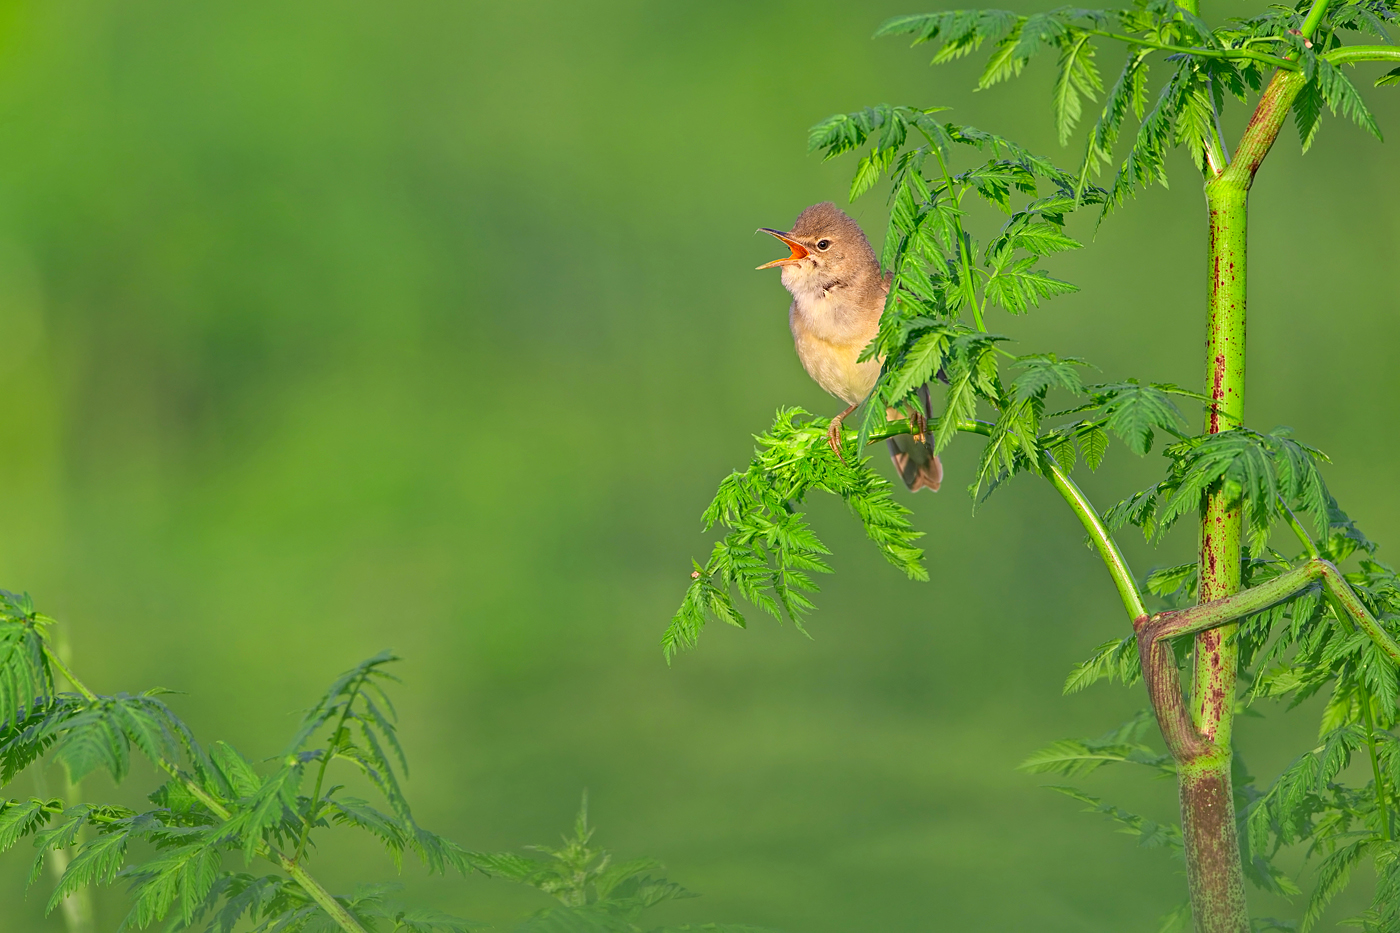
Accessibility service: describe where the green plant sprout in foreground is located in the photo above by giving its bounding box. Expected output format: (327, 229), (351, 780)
(0, 592), (768, 933)
(668, 1), (1400, 930)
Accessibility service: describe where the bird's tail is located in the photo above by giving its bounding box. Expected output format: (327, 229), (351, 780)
(885, 387), (941, 492)
(886, 434), (943, 492)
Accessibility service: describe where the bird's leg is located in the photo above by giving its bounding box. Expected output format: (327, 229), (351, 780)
(905, 405), (927, 442)
(826, 403), (859, 460)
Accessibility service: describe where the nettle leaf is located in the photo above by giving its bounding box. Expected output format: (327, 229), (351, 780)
(983, 259), (1077, 313)
(1022, 712), (1170, 777)
(1173, 76), (1216, 171)
(1091, 381), (1186, 455)
(1020, 738), (1166, 777)
(210, 741), (262, 799)
(808, 105), (948, 161)
(1145, 562), (1197, 600)
(0, 797), (54, 852)
(43, 694), (195, 785)
(876, 9), (1022, 62)
(1053, 32), (1103, 145)
(1378, 67), (1400, 88)
(1108, 64), (1188, 209)
(1151, 428), (1331, 551)
(1317, 58), (1383, 141)
(0, 590), (55, 729)
(1064, 634), (1142, 693)
(1092, 49), (1150, 162)
(1046, 785), (1184, 854)
(48, 822), (131, 908)
(120, 838), (223, 930)
(1077, 424), (1109, 470)
(1293, 74), (1325, 151)
(888, 327), (955, 400)
(1303, 835), (1375, 930)
(934, 334), (1005, 452)
(850, 146), (897, 201)
(1012, 354), (1089, 402)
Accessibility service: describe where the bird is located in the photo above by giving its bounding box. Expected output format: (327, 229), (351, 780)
(756, 202), (942, 493)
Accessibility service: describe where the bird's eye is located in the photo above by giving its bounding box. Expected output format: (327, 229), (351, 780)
(817, 239), (832, 250)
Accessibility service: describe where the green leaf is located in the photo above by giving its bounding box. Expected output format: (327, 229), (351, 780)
(0, 797), (53, 852)
(210, 741), (262, 799)
(666, 408), (927, 658)
(982, 260), (1077, 314)
(1045, 785), (1184, 853)
(1021, 739), (1146, 777)
(850, 147), (896, 201)
(119, 839), (222, 929)
(1293, 76), (1324, 152)
(1063, 635), (1141, 693)
(888, 329), (953, 400)
(1303, 835), (1374, 931)
(1011, 354), (1088, 401)
(1317, 59), (1383, 142)
(1079, 425), (1109, 470)
(1093, 381), (1184, 456)
(48, 823), (130, 909)
(1053, 32), (1103, 145)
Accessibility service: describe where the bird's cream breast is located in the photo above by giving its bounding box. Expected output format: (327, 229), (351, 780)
(789, 299), (881, 407)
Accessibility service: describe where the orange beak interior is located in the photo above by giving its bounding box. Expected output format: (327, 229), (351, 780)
(756, 228), (809, 270)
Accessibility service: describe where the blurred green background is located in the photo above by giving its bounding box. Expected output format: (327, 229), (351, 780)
(0, 0), (1395, 929)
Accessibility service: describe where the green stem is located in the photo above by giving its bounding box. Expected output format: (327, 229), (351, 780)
(295, 678), (363, 861)
(1282, 502), (1320, 559)
(43, 648), (97, 703)
(1298, 0), (1334, 41)
(281, 858), (368, 933)
(1044, 458), (1148, 620)
(1172, 41), (1314, 929)
(1324, 45), (1400, 65)
(876, 418), (1146, 619)
(1361, 696), (1393, 842)
(1141, 559), (1400, 663)
(1083, 30), (1296, 71)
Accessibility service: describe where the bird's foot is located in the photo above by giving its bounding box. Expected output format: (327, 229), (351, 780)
(826, 417), (846, 461)
(907, 408), (927, 443)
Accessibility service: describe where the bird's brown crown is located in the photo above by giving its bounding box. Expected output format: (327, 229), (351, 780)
(791, 203), (877, 266)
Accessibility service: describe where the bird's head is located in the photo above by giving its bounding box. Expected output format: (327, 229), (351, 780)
(756, 202), (878, 299)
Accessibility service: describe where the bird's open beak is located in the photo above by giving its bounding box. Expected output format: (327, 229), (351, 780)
(755, 229), (809, 270)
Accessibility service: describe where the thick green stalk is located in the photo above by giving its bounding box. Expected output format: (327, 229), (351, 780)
(1178, 170), (1250, 933)
(1178, 41), (1315, 930)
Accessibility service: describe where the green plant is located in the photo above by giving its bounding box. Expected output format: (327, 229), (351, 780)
(666, 2), (1400, 930)
(0, 591), (769, 933)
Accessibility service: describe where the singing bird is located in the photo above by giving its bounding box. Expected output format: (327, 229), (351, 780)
(757, 202), (942, 492)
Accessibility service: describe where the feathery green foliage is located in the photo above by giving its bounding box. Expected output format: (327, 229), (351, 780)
(664, 408), (925, 661)
(0, 596), (775, 933)
(671, 0), (1400, 926)
(875, 0), (1398, 211)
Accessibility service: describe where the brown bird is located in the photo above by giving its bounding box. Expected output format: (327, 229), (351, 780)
(757, 202), (942, 492)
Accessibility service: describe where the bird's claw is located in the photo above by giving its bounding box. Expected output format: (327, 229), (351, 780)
(908, 409), (927, 442)
(827, 418), (846, 462)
